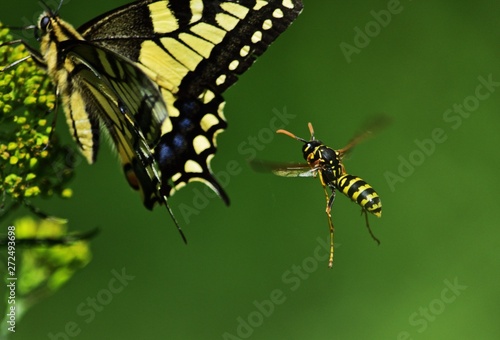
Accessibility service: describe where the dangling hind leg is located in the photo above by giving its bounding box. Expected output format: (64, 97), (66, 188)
(324, 187), (336, 268)
(362, 209), (380, 245)
(326, 213), (335, 269)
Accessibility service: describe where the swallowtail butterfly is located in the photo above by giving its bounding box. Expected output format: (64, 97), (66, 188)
(1, 0), (303, 239)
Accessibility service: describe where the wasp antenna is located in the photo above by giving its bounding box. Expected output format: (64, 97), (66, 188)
(276, 129), (307, 143)
(307, 122), (316, 140)
(276, 129), (295, 138)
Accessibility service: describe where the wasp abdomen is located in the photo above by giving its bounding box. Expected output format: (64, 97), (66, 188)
(337, 174), (382, 217)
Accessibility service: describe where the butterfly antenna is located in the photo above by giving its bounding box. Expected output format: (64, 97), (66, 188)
(56, 0), (64, 13)
(39, 0), (54, 14)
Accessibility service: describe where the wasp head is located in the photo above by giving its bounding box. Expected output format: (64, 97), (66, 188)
(302, 140), (322, 163)
(277, 122), (323, 163)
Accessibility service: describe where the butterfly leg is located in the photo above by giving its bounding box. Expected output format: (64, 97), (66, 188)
(1, 39), (58, 152)
(362, 208), (380, 245)
(42, 91), (60, 152)
(0, 39), (45, 70)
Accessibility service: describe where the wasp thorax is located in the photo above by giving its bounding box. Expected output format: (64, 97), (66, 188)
(318, 146), (339, 163)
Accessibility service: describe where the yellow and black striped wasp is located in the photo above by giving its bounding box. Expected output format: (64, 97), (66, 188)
(269, 118), (388, 268)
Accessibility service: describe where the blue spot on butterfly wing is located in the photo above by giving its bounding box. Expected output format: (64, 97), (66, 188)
(179, 100), (199, 117)
(155, 133), (187, 171)
(178, 117), (194, 132)
(157, 144), (174, 161)
(173, 134), (186, 150)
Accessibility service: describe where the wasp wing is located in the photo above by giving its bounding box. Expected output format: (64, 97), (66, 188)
(249, 160), (315, 178)
(338, 114), (392, 156)
(272, 167), (316, 178)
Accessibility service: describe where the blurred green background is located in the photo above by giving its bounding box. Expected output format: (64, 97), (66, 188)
(2, 0), (500, 339)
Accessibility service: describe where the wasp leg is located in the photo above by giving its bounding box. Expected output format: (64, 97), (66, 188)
(326, 215), (335, 269)
(362, 208), (380, 245)
(324, 186), (336, 268)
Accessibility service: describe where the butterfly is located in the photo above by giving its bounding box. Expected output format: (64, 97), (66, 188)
(2, 0), (303, 240)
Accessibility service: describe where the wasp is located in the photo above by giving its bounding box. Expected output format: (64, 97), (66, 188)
(271, 119), (386, 268)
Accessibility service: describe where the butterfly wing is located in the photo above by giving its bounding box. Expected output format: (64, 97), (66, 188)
(79, 0), (304, 205)
(59, 40), (170, 209)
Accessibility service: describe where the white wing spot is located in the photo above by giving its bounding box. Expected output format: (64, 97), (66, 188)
(251, 31), (262, 44)
(253, 1), (268, 11)
(216, 74), (227, 86)
(229, 59), (239, 71)
(262, 19), (273, 30)
(193, 135), (211, 154)
(200, 113), (219, 132)
(184, 159), (204, 174)
(172, 172), (182, 182)
(199, 89), (215, 104)
(273, 8), (284, 18)
(240, 45), (250, 57)
(282, 0), (294, 9)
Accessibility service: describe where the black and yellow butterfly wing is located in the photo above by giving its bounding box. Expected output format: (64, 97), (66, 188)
(58, 40), (170, 209)
(8, 0), (302, 239)
(76, 0), (303, 207)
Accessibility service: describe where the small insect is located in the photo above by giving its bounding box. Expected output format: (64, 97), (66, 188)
(273, 121), (385, 268)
